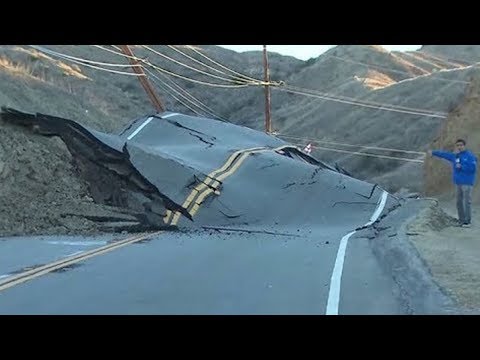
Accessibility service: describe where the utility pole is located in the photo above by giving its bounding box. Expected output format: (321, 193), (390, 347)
(263, 45), (272, 133)
(119, 45), (165, 113)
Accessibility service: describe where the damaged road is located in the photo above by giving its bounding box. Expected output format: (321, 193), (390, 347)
(0, 108), (455, 314)
(1, 107), (350, 231)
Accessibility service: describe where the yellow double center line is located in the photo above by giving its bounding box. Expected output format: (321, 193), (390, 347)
(165, 145), (295, 225)
(0, 231), (163, 292)
(0, 145), (296, 293)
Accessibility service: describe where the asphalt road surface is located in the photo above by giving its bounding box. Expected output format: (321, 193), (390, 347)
(0, 110), (454, 314)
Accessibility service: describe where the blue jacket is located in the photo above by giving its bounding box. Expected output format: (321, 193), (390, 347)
(432, 150), (477, 185)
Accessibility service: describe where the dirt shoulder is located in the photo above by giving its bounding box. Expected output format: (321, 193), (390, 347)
(407, 200), (480, 313)
(0, 118), (138, 237)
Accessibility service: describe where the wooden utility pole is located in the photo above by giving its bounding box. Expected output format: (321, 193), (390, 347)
(119, 45), (165, 113)
(263, 45), (272, 133)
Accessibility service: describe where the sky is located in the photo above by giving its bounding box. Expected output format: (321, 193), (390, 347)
(218, 45), (422, 61)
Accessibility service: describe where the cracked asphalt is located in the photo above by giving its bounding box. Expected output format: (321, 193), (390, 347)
(0, 111), (455, 314)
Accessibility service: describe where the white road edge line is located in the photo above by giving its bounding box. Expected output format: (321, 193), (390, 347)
(162, 113), (180, 119)
(326, 190), (389, 315)
(126, 113), (179, 140)
(127, 117), (153, 140)
(365, 190), (389, 227)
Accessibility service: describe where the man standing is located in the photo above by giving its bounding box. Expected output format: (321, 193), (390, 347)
(429, 139), (477, 227)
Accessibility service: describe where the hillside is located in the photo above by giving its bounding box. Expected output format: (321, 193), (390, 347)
(424, 73), (480, 202)
(420, 45), (480, 65)
(1, 44), (480, 236)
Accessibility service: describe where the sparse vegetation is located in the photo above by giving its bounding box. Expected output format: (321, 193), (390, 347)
(1, 44), (480, 236)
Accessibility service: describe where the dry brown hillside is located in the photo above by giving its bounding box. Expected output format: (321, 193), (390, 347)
(2, 44), (480, 236)
(424, 73), (480, 202)
(420, 46), (480, 65)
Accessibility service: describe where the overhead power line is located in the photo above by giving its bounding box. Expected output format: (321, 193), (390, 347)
(149, 74), (204, 116)
(144, 67), (227, 120)
(186, 45), (262, 84)
(290, 143), (425, 163)
(327, 54), (471, 85)
(166, 45), (262, 85)
(29, 45), (141, 68)
(95, 45), (252, 89)
(283, 83), (448, 116)
(141, 45), (257, 85)
(28, 45), (144, 77)
(277, 134), (426, 156)
(275, 86), (447, 118)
